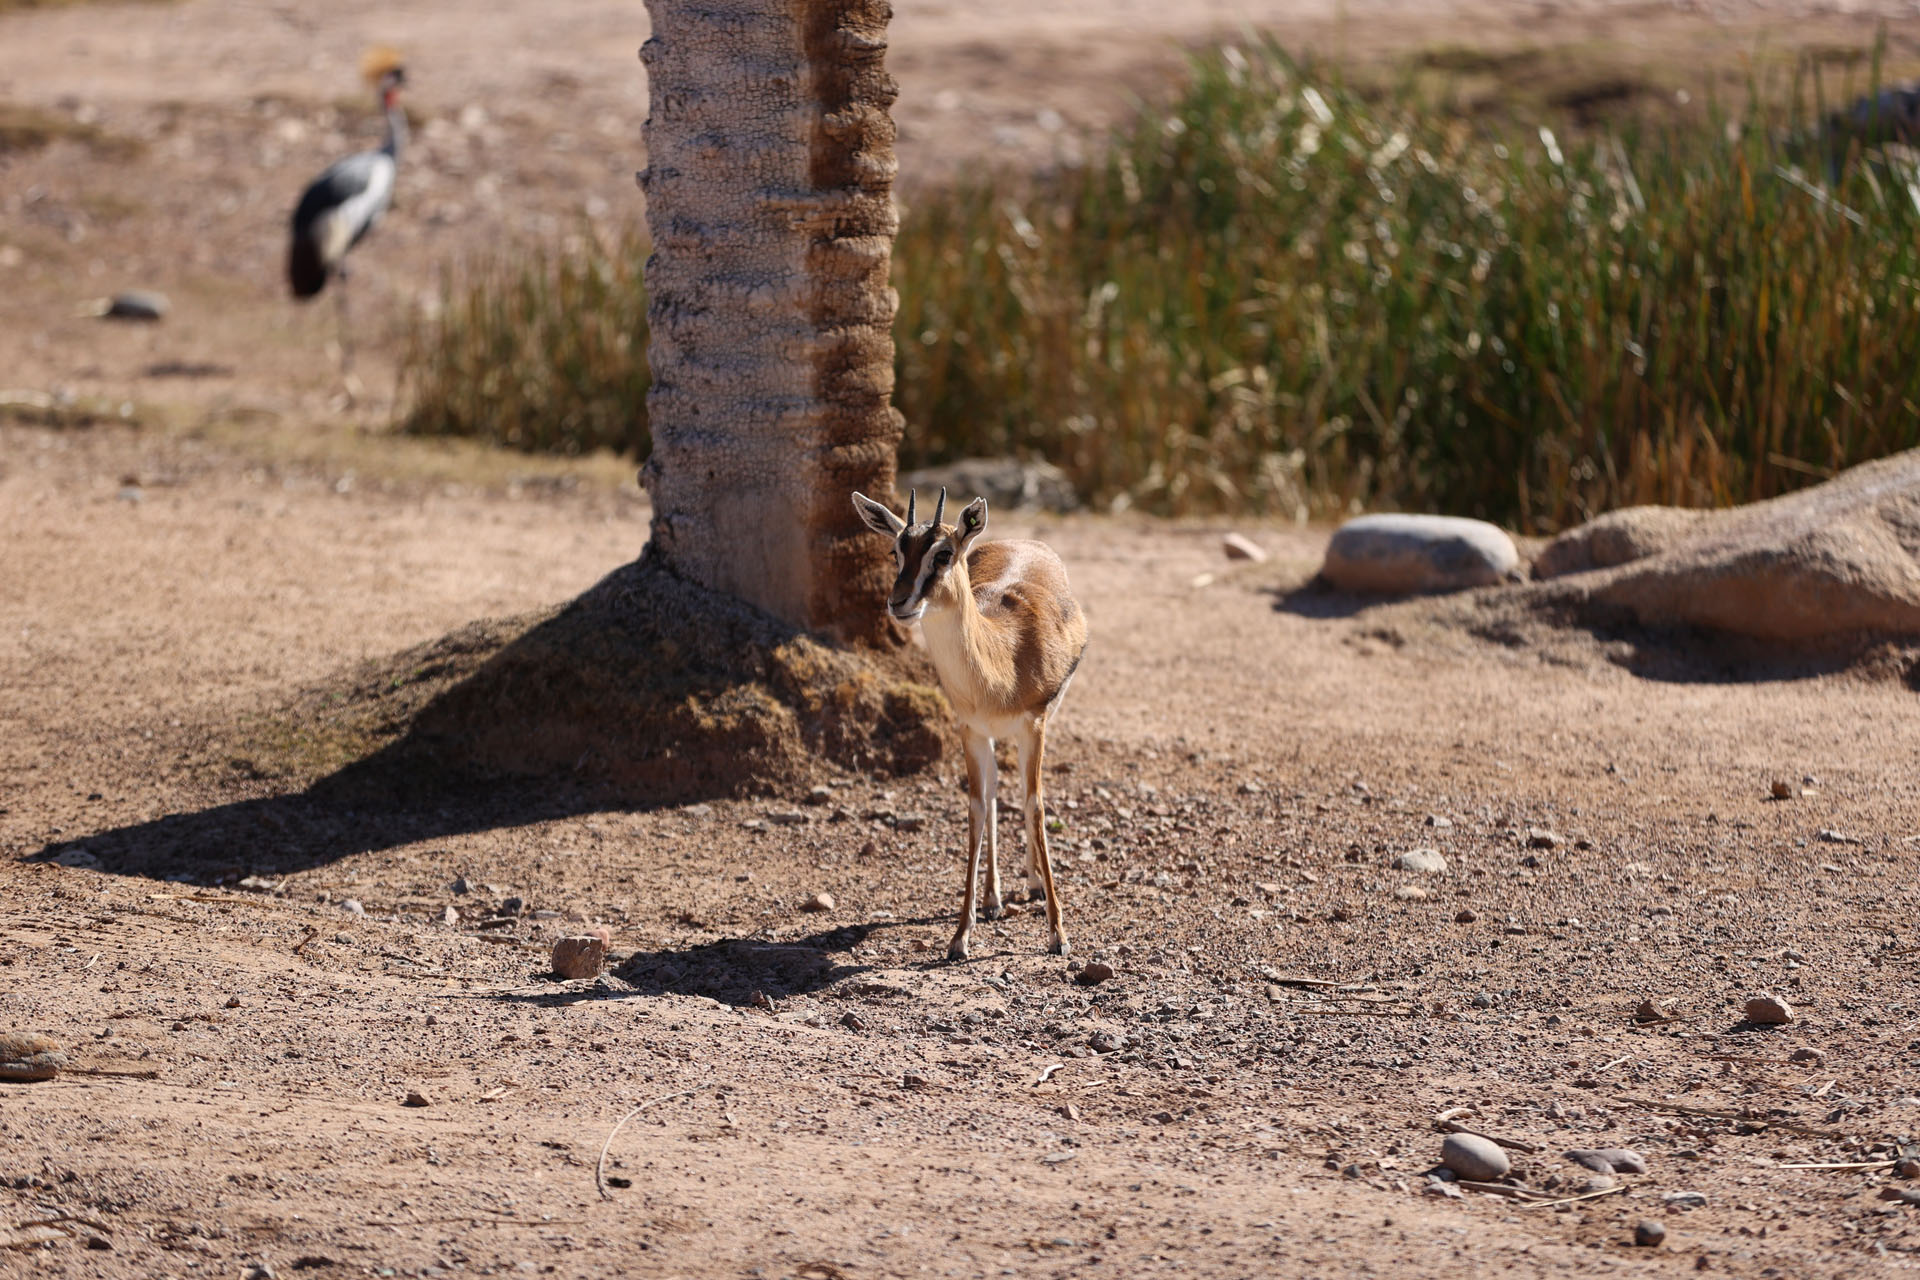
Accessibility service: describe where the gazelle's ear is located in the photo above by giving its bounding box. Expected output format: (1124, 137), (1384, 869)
(851, 491), (905, 537)
(955, 496), (989, 551)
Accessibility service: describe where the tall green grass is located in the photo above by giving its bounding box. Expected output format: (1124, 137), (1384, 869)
(401, 230), (650, 458)
(402, 39), (1920, 529)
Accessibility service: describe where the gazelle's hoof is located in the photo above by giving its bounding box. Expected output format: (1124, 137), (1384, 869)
(947, 935), (971, 962)
(982, 897), (1005, 921)
(1048, 935), (1071, 957)
(1024, 877), (1048, 903)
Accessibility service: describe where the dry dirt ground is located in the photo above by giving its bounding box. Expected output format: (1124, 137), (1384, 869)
(6, 0), (1920, 1277)
(6, 421), (1920, 1278)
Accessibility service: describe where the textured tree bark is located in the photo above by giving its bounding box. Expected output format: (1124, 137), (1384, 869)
(638, 0), (904, 645)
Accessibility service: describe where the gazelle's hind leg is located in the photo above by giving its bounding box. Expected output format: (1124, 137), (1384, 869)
(1018, 715), (1069, 956)
(1023, 672), (1077, 905)
(949, 726), (997, 961)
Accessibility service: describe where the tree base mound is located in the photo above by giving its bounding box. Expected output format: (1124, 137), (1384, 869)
(231, 555), (949, 807)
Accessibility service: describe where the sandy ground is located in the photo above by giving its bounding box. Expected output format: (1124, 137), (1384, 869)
(5, 0), (1920, 1276)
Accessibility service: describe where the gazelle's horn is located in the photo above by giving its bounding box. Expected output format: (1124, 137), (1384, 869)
(933, 486), (947, 527)
(906, 487), (917, 525)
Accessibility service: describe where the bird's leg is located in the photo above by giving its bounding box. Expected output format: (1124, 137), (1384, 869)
(331, 267), (362, 405)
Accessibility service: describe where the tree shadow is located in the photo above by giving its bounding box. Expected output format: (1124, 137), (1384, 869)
(25, 557), (946, 885)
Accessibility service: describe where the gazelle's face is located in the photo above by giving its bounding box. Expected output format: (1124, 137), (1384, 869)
(886, 523), (960, 623)
(851, 487), (990, 624)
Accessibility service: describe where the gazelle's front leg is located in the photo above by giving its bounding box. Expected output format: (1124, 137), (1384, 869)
(1017, 717), (1069, 956)
(949, 726), (997, 960)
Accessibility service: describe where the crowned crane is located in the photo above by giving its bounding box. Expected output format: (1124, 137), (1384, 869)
(288, 48), (407, 374)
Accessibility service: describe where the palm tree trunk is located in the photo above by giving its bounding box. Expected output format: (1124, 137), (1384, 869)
(638, 0), (903, 645)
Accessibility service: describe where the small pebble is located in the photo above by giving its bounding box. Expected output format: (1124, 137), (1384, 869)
(1769, 779), (1793, 800)
(1087, 1030), (1126, 1054)
(1439, 1132), (1510, 1182)
(1877, 1187), (1920, 1206)
(339, 898), (365, 916)
(551, 935), (607, 980)
(1634, 1220), (1666, 1247)
(1075, 961), (1115, 986)
(402, 1090), (431, 1108)
(1424, 1180), (1463, 1199)
(807, 785), (834, 805)
(1221, 532), (1268, 562)
(1744, 994), (1794, 1025)
(1454, 908), (1478, 924)
(1576, 1176), (1617, 1194)
(1392, 849), (1448, 874)
(1566, 1149), (1615, 1173)
(801, 891), (836, 913)
(1470, 992), (1495, 1009)
(449, 876), (473, 895)
(440, 904), (460, 926)
(840, 1011), (867, 1032)
(1896, 1158), (1920, 1179)
(501, 896), (525, 915)
(1663, 1191), (1708, 1209)
(1790, 1047), (1824, 1065)
(1634, 997), (1674, 1023)
(1393, 885), (1429, 902)
(225, 996), (243, 1009)
(1526, 828), (1563, 849)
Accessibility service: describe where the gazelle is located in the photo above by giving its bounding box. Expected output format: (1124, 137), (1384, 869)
(851, 486), (1088, 960)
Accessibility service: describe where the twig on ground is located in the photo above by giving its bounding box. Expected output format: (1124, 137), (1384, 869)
(1034, 1064), (1063, 1085)
(1597, 1054), (1633, 1073)
(1775, 1158), (1897, 1171)
(62, 1066), (162, 1080)
(1434, 1106), (1476, 1125)
(1455, 1180), (1553, 1201)
(1520, 1184), (1628, 1210)
(292, 926), (318, 955)
(1293, 1006), (1416, 1019)
(1615, 1095), (1855, 1140)
(596, 1086), (708, 1200)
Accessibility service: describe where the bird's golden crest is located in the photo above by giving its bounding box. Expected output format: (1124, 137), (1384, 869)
(359, 46), (406, 86)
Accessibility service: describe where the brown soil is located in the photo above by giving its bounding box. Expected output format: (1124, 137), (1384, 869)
(6, 1), (1920, 1276)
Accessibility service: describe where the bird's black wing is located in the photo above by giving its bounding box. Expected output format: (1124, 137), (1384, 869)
(291, 151), (389, 233)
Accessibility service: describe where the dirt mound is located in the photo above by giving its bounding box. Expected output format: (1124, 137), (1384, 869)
(1533, 451), (1920, 641)
(233, 554), (950, 806)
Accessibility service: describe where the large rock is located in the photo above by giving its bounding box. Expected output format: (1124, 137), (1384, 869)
(1532, 506), (1716, 579)
(1540, 452), (1920, 641)
(1322, 514), (1519, 594)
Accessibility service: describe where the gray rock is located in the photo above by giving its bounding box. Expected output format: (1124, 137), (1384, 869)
(1633, 1220), (1666, 1247)
(500, 896), (525, 915)
(1788, 1046), (1824, 1064)
(1074, 961), (1115, 986)
(902, 457), (1080, 513)
(1392, 849), (1449, 874)
(1322, 514), (1520, 594)
(1745, 994), (1794, 1025)
(1596, 1148), (1648, 1175)
(1567, 1147), (1648, 1175)
(801, 891), (836, 913)
(339, 898), (365, 916)
(104, 290), (170, 321)
(1423, 1178), (1464, 1199)
(1663, 1191), (1709, 1209)
(1439, 1132), (1511, 1181)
